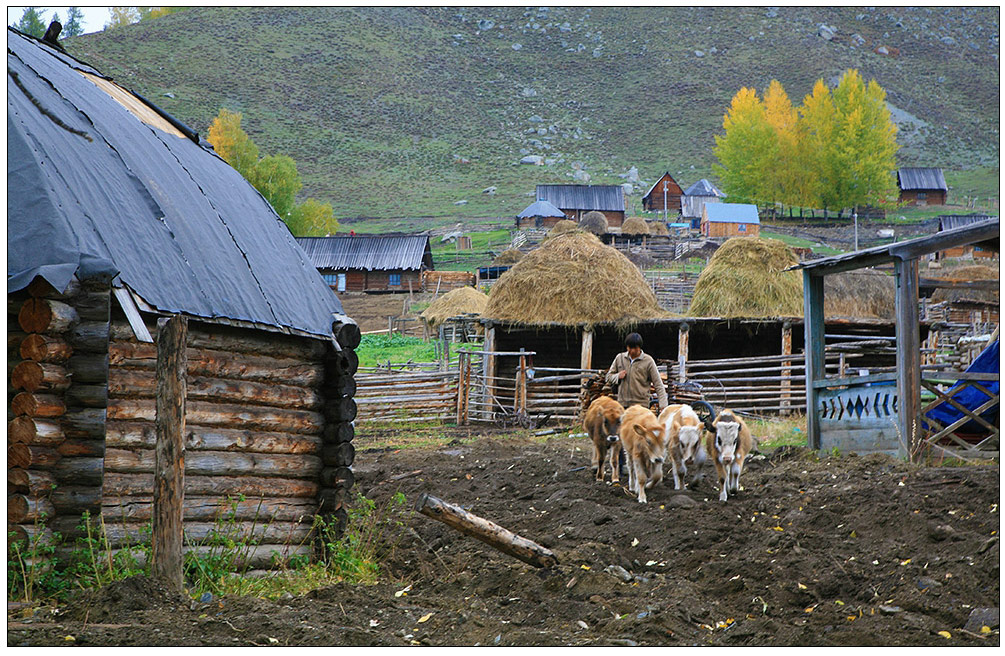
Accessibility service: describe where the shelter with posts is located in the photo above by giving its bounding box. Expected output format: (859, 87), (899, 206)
(897, 167), (948, 206)
(641, 172), (684, 216)
(296, 235), (434, 293)
(7, 28), (360, 566)
(795, 218), (999, 460)
(536, 184), (626, 227)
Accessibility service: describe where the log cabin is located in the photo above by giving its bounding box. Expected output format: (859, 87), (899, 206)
(7, 27), (359, 567)
(681, 178), (727, 219)
(535, 184), (627, 228)
(515, 199), (567, 229)
(897, 167), (948, 206)
(701, 203), (761, 238)
(641, 172), (685, 215)
(296, 235), (434, 293)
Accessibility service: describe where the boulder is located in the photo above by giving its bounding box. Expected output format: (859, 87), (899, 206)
(819, 25), (836, 40)
(573, 169), (591, 183)
(454, 200), (468, 205)
(694, 50), (705, 57)
(621, 183), (634, 195)
(626, 166), (641, 183)
(521, 87), (537, 97)
(477, 19), (494, 31)
(482, 186), (497, 195)
(520, 155), (544, 166)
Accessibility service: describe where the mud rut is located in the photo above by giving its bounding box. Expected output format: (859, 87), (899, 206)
(8, 432), (999, 646)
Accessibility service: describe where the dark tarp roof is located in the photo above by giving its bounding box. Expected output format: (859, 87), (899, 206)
(7, 29), (346, 339)
(536, 184), (625, 212)
(296, 235), (433, 271)
(684, 178), (726, 198)
(517, 199), (565, 219)
(897, 167), (948, 191)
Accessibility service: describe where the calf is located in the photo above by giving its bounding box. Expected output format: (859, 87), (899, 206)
(583, 395), (625, 484)
(705, 409), (753, 502)
(658, 404), (706, 490)
(619, 404), (666, 504)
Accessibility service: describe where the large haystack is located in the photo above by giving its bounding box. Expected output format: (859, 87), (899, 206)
(621, 217), (650, 235)
(688, 237), (803, 318)
(930, 264), (1000, 304)
(493, 248), (525, 265)
(544, 219), (579, 240)
(579, 211), (609, 235)
(420, 286), (489, 330)
(648, 222), (669, 236)
(482, 231), (667, 326)
(824, 269), (895, 320)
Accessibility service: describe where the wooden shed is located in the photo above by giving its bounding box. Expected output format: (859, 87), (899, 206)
(535, 184), (626, 227)
(897, 167), (948, 206)
(701, 203), (761, 238)
(7, 28), (360, 566)
(681, 178), (727, 219)
(296, 235), (434, 293)
(935, 215), (998, 259)
(516, 199), (567, 229)
(641, 172), (684, 215)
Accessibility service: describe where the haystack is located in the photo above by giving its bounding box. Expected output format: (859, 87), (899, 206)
(579, 211), (609, 235)
(648, 222), (669, 236)
(482, 231), (667, 326)
(544, 219), (579, 240)
(420, 286), (489, 330)
(621, 217), (650, 235)
(930, 264), (999, 304)
(493, 248), (525, 265)
(824, 269), (895, 320)
(688, 237), (803, 318)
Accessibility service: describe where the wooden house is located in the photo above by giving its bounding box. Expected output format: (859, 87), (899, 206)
(935, 215), (998, 259)
(516, 199), (567, 229)
(681, 178), (726, 219)
(701, 203), (760, 238)
(898, 167), (948, 206)
(296, 235), (434, 293)
(642, 172), (684, 215)
(7, 28), (359, 565)
(536, 184), (626, 227)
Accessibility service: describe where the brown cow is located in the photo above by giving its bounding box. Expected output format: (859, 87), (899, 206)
(705, 409), (753, 502)
(583, 395), (626, 484)
(619, 404), (666, 504)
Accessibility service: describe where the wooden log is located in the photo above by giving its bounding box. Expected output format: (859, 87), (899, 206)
(50, 486), (102, 515)
(102, 496), (318, 523)
(106, 421), (322, 455)
(322, 421), (354, 444)
(323, 376), (357, 399)
(27, 275), (80, 299)
(7, 417), (64, 447)
(101, 520), (313, 546)
(414, 493), (558, 568)
(335, 322), (361, 350)
(65, 384), (108, 408)
(69, 322), (111, 353)
(7, 468), (57, 495)
(8, 495), (56, 523)
(18, 298), (79, 334)
(62, 409), (106, 439)
(57, 438), (105, 458)
(72, 289), (111, 322)
(108, 368), (322, 409)
(319, 466), (354, 489)
(7, 444), (60, 469)
(104, 472), (319, 499)
(67, 353), (109, 384)
(107, 399), (325, 434)
(111, 321), (328, 361)
(52, 457), (103, 486)
(82, 544), (315, 571)
(317, 487), (347, 513)
(11, 392), (67, 418)
(324, 397), (358, 422)
(20, 334), (73, 363)
(328, 348), (359, 377)
(7, 523), (55, 548)
(320, 443), (356, 468)
(104, 448), (323, 479)
(10, 361), (71, 392)
(154, 314), (187, 592)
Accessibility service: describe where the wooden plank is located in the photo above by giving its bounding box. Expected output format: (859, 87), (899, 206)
(113, 287), (153, 343)
(803, 272), (825, 450)
(153, 315), (186, 592)
(895, 258), (921, 460)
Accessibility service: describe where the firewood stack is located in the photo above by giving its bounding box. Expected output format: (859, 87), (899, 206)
(578, 370), (613, 423)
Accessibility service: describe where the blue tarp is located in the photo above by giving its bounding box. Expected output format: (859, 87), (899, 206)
(923, 339), (999, 434)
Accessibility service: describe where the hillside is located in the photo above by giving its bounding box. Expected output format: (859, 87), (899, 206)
(67, 6), (999, 223)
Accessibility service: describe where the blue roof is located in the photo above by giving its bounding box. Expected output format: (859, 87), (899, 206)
(704, 203), (760, 224)
(517, 199), (566, 218)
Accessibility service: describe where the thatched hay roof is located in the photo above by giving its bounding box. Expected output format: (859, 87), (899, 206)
(824, 269), (895, 320)
(648, 222), (669, 236)
(482, 231), (667, 327)
(621, 217), (651, 235)
(493, 248), (525, 265)
(579, 211), (608, 235)
(420, 286), (489, 329)
(688, 237), (803, 318)
(930, 264), (1000, 304)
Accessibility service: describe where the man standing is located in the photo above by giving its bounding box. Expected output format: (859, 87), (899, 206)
(606, 332), (668, 413)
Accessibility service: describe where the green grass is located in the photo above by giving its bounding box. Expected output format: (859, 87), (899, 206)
(761, 230), (845, 257)
(357, 333), (438, 367)
(749, 415), (808, 450)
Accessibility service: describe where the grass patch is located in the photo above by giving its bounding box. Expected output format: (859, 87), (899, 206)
(761, 230), (845, 256)
(357, 333), (438, 367)
(748, 415), (808, 451)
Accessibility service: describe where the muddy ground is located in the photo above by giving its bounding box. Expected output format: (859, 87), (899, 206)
(8, 428), (999, 647)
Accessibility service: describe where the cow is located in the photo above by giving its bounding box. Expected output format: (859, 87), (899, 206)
(618, 404), (666, 504)
(583, 395), (626, 484)
(705, 409), (753, 502)
(658, 403), (706, 490)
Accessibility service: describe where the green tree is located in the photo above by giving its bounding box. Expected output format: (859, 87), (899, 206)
(712, 87), (776, 204)
(106, 7), (139, 30)
(248, 155), (302, 220)
(762, 79), (802, 206)
(15, 7), (47, 38)
(798, 79), (838, 209)
(208, 109), (260, 177)
(287, 198), (340, 236)
(62, 7), (85, 37)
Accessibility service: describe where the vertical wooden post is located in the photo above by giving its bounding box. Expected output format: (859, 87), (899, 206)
(483, 324), (496, 420)
(895, 257), (921, 461)
(515, 350), (527, 415)
(780, 321), (792, 416)
(580, 328), (594, 389)
(677, 322), (690, 384)
(153, 314), (187, 592)
(463, 353), (471, 425)
(803, 271), (825, 450)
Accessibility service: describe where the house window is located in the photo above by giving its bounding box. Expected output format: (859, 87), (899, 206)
(916, 192), (927, 199)
(737, 224), (747, 232)
(321, 273), (339, 285)
(389, 273), (402, 286)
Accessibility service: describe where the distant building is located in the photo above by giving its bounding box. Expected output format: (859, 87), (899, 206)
(642, 172), (684, 215)
(898, 167), (948, 206)
(701, 203), (760, 238)
(536, 184), (626, 227)
(296, 235), (434, 292)
(516, 199), (567, 229)
(936, 215), (998, 259)
(681, 178), (727, 219)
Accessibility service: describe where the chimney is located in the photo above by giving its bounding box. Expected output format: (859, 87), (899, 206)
(42, 21), (64, 50)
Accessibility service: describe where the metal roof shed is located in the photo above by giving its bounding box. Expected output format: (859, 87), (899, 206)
(793, 218), (999, 460)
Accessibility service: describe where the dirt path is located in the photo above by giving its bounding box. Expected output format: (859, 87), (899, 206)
(8, 432), (999, 646)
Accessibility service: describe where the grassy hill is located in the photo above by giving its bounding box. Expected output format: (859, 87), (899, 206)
(67, 6), (999, 225)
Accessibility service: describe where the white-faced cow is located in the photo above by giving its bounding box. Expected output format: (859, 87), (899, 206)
(658, 404), (706, 490)
(583, 395), (626, 484)
(705, 409), (753, 502)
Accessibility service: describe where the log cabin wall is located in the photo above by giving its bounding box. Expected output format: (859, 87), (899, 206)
(899, 189), (947, 206)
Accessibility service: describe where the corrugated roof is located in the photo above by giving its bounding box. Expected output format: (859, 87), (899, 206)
(296, 235), (433, 271)
(536, 184), (625, 212)
(6, 28), (346, 338)
(938, 214), (995, 232)
(898, 167), (948, 191)
(704, 203), (760, 224)
(517, 199), (566, 218)
(684, 178), (726, 197)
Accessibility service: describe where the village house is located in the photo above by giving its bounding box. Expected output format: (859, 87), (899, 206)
(701, 203), (761, 238)
(536, 184), (626, 227)
(296, 234), (434, 293)
(641, 171), (685, 216)
(897, 167), (948, 206)
(515, 199), (567, 229)
(681, 178), (727, 222)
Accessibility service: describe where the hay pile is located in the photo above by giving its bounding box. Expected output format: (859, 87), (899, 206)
(544, 219), (579, 240)
(420, 286), (489, 330)
(579, 211), (609, 235)
(930, 264), (999, 304)
(493, 248), (525, 265)
(648, 222), (669, 236)
(824, 269), (895, 320)
(482, 231), (667, 326)
(688, 237), (803, 318)
(621, 217), (650, 235)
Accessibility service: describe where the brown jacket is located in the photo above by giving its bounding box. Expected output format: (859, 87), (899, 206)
(605, 350), (668, 411)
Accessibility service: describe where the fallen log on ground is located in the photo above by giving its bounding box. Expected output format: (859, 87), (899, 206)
(414, 492), (558, 568)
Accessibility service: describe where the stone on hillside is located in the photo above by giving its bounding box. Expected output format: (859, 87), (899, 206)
(521, 87), (537, 97)
(559, 22), (572, 32)
(851, 33), (866, 46)
(529, 115), (544, 123)
(621, 183), (634, 195)
(694, 50), (705, 57)
(478, 19), (494, 31)
(592, 47), (603, 58)
(963, 607), (999, 633)
(709, 46), (718, 54)
(877, 45), (890, 54)
(626, 166), (641, 183)
(512, 43), (523, 50)
(454, 199), (468, 205)
(941, 35), (957, 45)
(573, 169), (591, 183)
(819, 25), (836, 40)
(765, 7), (778, 18)
(537, 127), (548, 136)
(163, 92), (175, 98)
(520, 155), (544, 165)
(482, 186), (497, 195)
